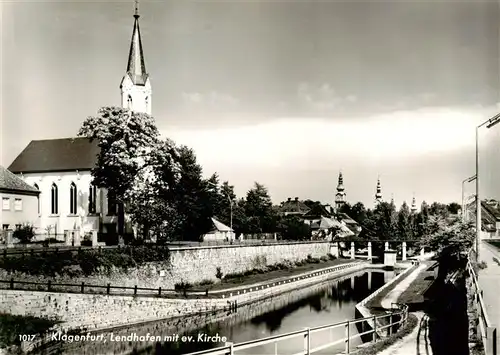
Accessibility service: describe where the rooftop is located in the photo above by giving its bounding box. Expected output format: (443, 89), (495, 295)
(0, 166), (39, 194)
(8, 137), (100, 174)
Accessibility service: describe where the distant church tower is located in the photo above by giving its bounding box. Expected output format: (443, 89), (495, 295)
(411, 195), (418, 213)
(375, 177), (383, 205)
(335, 171), (346, 211)
(120, 1), (151, 115)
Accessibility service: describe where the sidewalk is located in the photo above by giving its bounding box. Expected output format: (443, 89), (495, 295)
(374, 259), (433, 355)
(377, 312), (431, 355)
(380, 262), (430, 309)
(477, 241), (500, 345)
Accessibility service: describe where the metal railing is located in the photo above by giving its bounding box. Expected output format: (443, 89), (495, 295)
(0, 262), (365, 299)
(467, 252), (497, 355)
(183, 305), (408, 355)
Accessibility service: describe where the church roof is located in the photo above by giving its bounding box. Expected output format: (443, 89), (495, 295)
(0, 165), (39, 195)
(125, 11), (148, 86)
(8, 137), (100, 174)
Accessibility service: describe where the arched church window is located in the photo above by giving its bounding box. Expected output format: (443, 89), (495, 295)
(70, 182), (77, 214)
(88, 183), (97, 214)
(34, 183), (40, 214)
(127, 95), (133, 110)
(51, 183), (58, 215)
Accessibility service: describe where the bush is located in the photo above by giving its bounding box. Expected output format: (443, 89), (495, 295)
(216, 267), (224, 280)
(12, 223), (35, 244)
(198, 279), (214, 286)
(0, 314), (59, 348)
(0, 246), (170, 277)
(174, 280), (193, 297)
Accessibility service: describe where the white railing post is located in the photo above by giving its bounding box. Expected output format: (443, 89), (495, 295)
(225, 342), (234, 355)
(388, 314), (393, 336)
(487, 327), (497, 355)
(274, 341), (278, 355)
(303, 328), (311, 355)
(345, 321), (350, 354)
(372, 316), (377, 342)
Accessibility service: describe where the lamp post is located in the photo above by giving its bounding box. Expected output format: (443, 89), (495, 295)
(475, 113), (500, 261)
(462, 175), (476, 222)
(207, 181), (233, 240)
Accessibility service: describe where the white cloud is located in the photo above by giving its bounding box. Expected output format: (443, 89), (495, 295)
(297, 82), (360, 112)
(182, 91), (239, 111)
(165, 105), (497, 172)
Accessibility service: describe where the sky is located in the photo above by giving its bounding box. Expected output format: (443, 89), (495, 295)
(1, 0), (500, 208)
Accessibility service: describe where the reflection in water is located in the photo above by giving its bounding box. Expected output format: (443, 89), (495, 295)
(47, 269), (392, 355)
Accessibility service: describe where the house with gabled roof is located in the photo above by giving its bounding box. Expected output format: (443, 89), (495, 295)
(277, 197), (311, 216)
(6, 6), (151, 242)
(466, 198), (500, 237)
(1, 166), (40, 235)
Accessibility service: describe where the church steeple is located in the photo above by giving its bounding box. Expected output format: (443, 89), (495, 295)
(335, 171), (346, 211)
(375, 176), (383, 204)
(120, 0), (152, 115)
(411, 194), (417, 213)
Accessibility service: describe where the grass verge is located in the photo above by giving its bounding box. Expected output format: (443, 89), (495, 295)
(397, 263), (436, 309)
(352, 313), (419, 355)
(0, 313), (59, 348)
(189, 257), (357, 292)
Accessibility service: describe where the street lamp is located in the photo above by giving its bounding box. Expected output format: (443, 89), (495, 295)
(475, 113), (500, 261)
(462, 175), (476, 222)
(207, 181), (234, 240)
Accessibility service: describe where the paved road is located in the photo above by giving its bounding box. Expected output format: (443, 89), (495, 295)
(477, 241), (500, 346)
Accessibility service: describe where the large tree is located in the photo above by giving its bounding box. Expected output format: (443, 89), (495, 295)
(350, 202), (368, 224)
(170, 146), (213, 241)
(372, 202), (397, 241)
(337, 202), (353, 216)
(277, 215), (311, 240)
(78, 107), (163, 237)
(244, 182), (277, 234)
(397, 201), (412, 241)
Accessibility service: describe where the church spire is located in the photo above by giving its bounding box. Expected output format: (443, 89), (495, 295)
(335, 171), (346, 211)
(120, 0), (151, 115)
(375, 176), (383, 204)
(126, 0), (148, 86)
(411, 193), (417, 213)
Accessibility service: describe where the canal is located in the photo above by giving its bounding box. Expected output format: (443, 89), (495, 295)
(45, 269), (396, 355)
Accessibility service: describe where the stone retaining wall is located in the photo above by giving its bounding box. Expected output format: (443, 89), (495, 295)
(355, 263), (415, 336)
(0, 241), (331, 290)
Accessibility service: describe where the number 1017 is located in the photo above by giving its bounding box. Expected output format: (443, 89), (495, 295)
(19, 335), (36, 342)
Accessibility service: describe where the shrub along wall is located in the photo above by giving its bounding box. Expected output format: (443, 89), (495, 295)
(0, 242), (330, 289)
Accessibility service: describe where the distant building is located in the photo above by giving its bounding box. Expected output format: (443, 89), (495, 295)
(202, 217), (234, 241)
(277, 197), (311, 216)
(374, 177), (383, 205)
(411, 195), (418, 213)
(0, 166), (40, 234)
(335, 171), (346, 212)
(7, 7), (150, 242)
(466, 199), (500, 238)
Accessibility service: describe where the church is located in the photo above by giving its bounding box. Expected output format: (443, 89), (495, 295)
(7, 6), (151, 242)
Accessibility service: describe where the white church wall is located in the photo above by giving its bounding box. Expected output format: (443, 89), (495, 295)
(22, 171), (109, 236)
